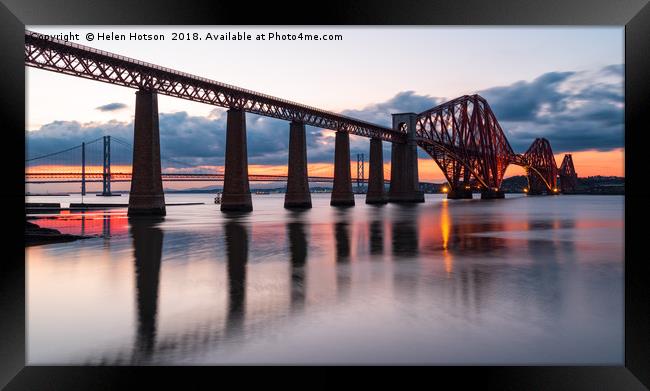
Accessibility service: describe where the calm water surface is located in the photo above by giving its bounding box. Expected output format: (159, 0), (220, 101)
(26, 193), (624, 364)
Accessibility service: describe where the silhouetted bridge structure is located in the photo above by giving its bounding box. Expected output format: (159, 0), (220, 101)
(26, 30), (578, 215)
(26, 172), (364, 184)
(25, 136), (384, 191)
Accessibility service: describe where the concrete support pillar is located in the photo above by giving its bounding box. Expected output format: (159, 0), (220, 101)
(330, 131), (355, 206)
(221, 109), (253, 212)
(481, 189), (505, 199)
(128, 90), (166, 216)
(447, 188), (473, 199)
(366, 138), (387, 204)
(388, 113), (424, 203)
(526, 169), (546, 196)
(388, 141), (405, 200)
(284, 121), (312, 209)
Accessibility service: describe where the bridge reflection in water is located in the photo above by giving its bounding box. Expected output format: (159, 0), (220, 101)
(287, 214), (307, 313)
(130, 217), (163, 363)
(224, 219), (247, 338)
(26, 195), (623, 364)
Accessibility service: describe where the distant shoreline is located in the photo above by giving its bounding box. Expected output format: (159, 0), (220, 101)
(25, 191), (624, 197)
(25, 175), (625, 196)
(25, 193), (70, 196)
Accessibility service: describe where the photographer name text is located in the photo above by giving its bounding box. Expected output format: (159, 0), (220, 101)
(35, 31), (344, 43)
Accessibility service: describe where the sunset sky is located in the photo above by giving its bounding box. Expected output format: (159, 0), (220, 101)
(25, 26), (624, 191)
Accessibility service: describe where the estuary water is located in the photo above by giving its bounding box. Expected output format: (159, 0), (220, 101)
(26, 193), (624, 365)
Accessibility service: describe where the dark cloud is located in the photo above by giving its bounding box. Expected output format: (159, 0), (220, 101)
(341, 91), (442, 160)
(480, 65), (623, 153)
(342, 91), (441, 127)
(480, 72), (573, 122)
(601, 64), (623, 75)
(27, 64), (623, 170)
(95, 102), (128, 112)
(26, 109), (335, 168)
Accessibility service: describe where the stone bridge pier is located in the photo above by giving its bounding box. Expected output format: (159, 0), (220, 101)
(221, 108), (253, 212)
(447, 187), (474, 199)
(388, 113), (424, 203)
(366, 138), (387, 204)
(284, 121), (312, 209)
(447, 168), (473, 199)
(330, 131), (355, 206)
(128, 89), (166, 216)
(481, 188), (505, 199)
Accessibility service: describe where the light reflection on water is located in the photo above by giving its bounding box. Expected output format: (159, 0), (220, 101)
(26, 193), (624, 364)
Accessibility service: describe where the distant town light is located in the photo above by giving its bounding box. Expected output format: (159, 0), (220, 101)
(523, 188), (529, 193)
(441, 186), (448, 193)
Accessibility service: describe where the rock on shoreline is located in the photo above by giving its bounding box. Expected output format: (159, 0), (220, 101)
(26, 221), (91, 246)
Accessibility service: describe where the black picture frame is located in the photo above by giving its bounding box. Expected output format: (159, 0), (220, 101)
(1, 0), (648, 388)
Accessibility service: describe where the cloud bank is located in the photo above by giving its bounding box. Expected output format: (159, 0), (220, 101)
(27, 64), (623, 168)
(480, 64), (623, 152)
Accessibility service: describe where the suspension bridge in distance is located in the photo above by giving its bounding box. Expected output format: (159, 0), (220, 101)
(25, 30), (578, 215)
(25, 135), (381, 195)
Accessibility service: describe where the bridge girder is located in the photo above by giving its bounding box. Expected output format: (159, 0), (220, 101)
(522, 138), (558, 193)
(24, 172), (379, 184)
(558, 154), (578, 193)
(415, 95), (514, 191)
(25, 30), (405, 143)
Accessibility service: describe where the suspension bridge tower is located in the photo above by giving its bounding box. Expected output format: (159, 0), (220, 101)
(97, 135), (118, 197)
(356, 153), (365, 194)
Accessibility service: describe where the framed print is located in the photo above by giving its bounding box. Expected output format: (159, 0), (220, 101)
(1, 0), (648, 388)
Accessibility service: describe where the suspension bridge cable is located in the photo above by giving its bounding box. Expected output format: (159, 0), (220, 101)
(25, 137), (104, 162)
(26, 144), (81, 162)
(27, 135), (212, 174)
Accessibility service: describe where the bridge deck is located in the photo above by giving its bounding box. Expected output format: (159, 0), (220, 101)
(25, 30), (405, 143)
(25, 172), (390, 184)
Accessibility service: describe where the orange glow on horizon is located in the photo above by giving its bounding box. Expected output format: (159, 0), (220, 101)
(554, 148), (623, 177)
(25, 165), (133, 174)
(25, 148), (623, 182)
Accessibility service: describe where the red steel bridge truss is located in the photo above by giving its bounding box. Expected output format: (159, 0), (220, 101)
(25, 31), (577, 194)
(416, 95), (576, 194)
(558, 154), (578, 193)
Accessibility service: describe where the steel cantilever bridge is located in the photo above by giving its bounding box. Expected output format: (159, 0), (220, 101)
(25, 30), (577, 215)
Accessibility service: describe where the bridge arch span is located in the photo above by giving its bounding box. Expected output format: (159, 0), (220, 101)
(415, 94), (514, 198)
(520, 138), (559, 194)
